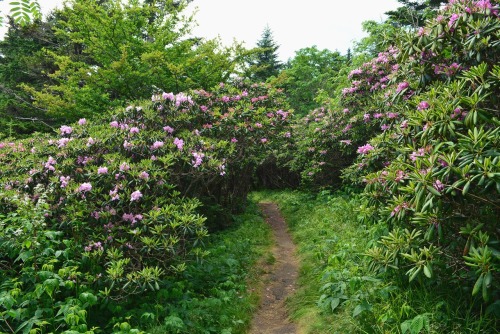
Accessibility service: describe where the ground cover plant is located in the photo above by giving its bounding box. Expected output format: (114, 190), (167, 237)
(0, 80), (291, 333)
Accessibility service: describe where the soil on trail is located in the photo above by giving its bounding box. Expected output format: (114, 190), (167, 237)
(249, 202), (299, 334)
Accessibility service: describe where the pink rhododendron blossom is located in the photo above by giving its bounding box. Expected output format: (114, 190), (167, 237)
(45, 156), (56, 171)
(191, 152), (205, 168)
(87, 137), (95, 147)
(449, 13), (460, 27)
(109, 188), (120, 201)
(130, 127), (139, 134)
(200, 105), (208, 112)
(396, 82), (409, 93)
(261, 138), (268, 143)
(387, 112), (399, 119)
(343, 108), (350, 114)
(60, 176), (70, 188)
(433, 180), (445, 192)
(130, 190), (142, 201)
(357, 144), (374, 154)
(110, 121), (119, 128)
(340, 140), (352, 145)
(400, 120), (409, 129)
(363, 114), (371, 122)
(381, 124), (390, 131)
(410, 148), (426, 161)
(163, 126), (174, 134)
(391, 202), (409, 217)
(162, 92), (175, 101)
(231, 137), (238, 143)
(173, 138), (184, 150)
(60, 125), (72, 135)
(139, 171), (149, 180)
(242, 90), (248, 96)
(418, 101), (430, 110)
(395, 170), (406, 182)
(120, 162), (130, 171)
(123, 140), (133, 149)
(79, 182), (92, 192)
(151, 141), (164, 150)
(57, 138), (70, 148)
(78, 118), (87, 125)
(97, 167), (108, 174)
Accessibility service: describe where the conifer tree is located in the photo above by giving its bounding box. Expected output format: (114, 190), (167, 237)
(386, 0), (447, 27)
(251, 25), (282, 82)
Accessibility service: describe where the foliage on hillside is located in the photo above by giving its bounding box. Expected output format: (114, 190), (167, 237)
(0, 0), (249, 136)
(0, 80), (291, 333)
(288, 0), (500, 323)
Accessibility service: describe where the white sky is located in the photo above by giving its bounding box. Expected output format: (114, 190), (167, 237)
(0, 0), (400, 61)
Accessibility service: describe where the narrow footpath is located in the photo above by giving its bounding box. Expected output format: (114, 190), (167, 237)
(249, 202), (299, 334)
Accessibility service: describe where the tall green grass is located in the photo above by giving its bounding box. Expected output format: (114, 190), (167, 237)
(146, 200), (272, 334)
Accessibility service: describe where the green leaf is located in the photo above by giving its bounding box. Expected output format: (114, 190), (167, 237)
(423, 265), (432, 278)
(472, 273), (484, 296)
(330, 297), (341, 311)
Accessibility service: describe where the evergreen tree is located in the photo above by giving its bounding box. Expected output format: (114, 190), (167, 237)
(251, 26), (282, 82)
(386, 0), (447, 27)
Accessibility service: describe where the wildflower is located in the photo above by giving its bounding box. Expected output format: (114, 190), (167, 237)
(44, 156), (56, 171)
(60, 125), (73, 135)
(151, 141), (164, 150)
(433, 180), (445, 192)
(449, 13), (460, 27)
(57, 138), (70, 148)
(396, 82), (409, 93)
(130, 190), (142, 202)
(79, 182), (92, 193)
(173, 138), (184, 151)
(192, 152), (205, 168)
(120, 162), (130, 171)
(109, 188), (120, 201)
(417, 101), (430, 110)
(357, 144), (374, 154)
(162, 92), (175, 101)
(97, 167), (108, 174)
(60, 176), (70, 188)
(410, 148), (425, 161)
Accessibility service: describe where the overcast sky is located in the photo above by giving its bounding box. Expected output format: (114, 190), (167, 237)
(0, 0), (400, 61)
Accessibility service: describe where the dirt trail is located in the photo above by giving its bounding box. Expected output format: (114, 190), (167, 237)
(249, 202), (299, 334)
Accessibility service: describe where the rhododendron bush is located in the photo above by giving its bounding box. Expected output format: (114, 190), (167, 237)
(290, 0), (499, 313)
(0, 80), (292, 332)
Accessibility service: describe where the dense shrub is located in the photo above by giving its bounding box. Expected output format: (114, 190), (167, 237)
(289, 0), (500, 324)
(0, 80), (292, 332)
